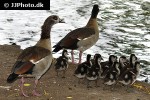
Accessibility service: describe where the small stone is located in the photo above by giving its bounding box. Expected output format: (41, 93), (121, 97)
(53, 81), (56, 84)
(68, 87), (72, 90)
(66, 96), (72, 99)
(12, 43), (16, 45)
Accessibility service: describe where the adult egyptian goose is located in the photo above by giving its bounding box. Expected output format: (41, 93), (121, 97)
(55, 49), (69, 78)
(86, 54), (102, 88)
(74, 54), (92, 83)
(53, 4), (100, 64)
(118, 61), (140, 86)
(7, 15), (64, 97)
(100, 55), (117, 78)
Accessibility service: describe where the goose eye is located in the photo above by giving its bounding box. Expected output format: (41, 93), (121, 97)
(53, 16), (58, 20)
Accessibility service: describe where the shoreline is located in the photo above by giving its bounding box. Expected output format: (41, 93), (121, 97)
(0, 45), (150, 100)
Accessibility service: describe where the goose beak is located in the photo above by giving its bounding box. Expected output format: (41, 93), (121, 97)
(59, 18), (65, 23)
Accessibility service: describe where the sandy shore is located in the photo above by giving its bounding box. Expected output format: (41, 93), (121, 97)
(0, 45), (150, 100)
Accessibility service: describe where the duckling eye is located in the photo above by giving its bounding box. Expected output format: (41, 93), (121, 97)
(53, 16), (58, 20)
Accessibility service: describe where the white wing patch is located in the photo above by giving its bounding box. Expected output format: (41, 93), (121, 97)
(30, 58), (45, 64)
(77, 38), (81, 40)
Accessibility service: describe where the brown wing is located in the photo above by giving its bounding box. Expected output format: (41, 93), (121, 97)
(11, 46), (50, 74)
(57, 28), (95, 48)
(17, 46), (50, 62)
(13, 61), (34, 74)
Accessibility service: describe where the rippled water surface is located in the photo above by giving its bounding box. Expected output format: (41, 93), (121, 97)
(0, 0), (150, 82)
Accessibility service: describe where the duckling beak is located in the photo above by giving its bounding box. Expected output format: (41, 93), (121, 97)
(59, 18), (65, 23)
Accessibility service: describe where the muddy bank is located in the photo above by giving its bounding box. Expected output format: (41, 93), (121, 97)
(0, 45), (150, 100)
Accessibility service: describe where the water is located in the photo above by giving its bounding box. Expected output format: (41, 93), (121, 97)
(0, 0), (150, 83)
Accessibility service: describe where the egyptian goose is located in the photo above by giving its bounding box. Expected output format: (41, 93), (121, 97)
(55, 49), (69, 78)
(7, 15), (64, 97)
(86, 54), (102, 88)
(53, 4), (100, 64)
(100, 55), (117, 78)
(118, 61), (140, 86)
(74, 54), (92, 83)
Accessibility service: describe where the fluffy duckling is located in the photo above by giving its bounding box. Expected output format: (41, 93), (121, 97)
(74, 54), (92, 83)
(119, 54), (138, 77)
(55, 49), (69, 78)
(118, 56), (129, 75)
(100, 55), (117, 78)
(104, 62), (120, 86)
(103, 61), (120, 91)
(129, 54), (137, 68)
(118, 61), (141, 87)
(86, 54), (102, 88)
(103, 62), (120, 91)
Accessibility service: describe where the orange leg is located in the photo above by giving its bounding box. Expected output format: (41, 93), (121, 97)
(71, 50), (75, 63)
(78, 51), (82, 64)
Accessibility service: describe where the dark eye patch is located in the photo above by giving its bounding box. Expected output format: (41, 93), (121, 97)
(53, 16), (58, 20)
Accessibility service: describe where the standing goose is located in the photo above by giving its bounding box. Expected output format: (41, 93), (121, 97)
(74, 54), (92, 83)
(7, 15), (64, 97)
(53, 4), (100, 64)
(55, 49), (69, 78)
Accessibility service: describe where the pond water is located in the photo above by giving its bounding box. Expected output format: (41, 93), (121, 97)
(0, 0), (150, 83)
